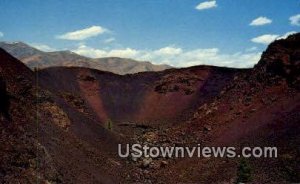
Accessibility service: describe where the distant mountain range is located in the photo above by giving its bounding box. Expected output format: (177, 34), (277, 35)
(0, 42), (171, 74)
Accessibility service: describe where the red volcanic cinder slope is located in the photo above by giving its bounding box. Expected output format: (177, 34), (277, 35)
(0, 48), (127, 183)
(149, 33), (300, 183)
(0, 33), (299, 183)
(38, 65), (245, 126)
(35, 34), (299, 183)
(0, 48), (39, 183)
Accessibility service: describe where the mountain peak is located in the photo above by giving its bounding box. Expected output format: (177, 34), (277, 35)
(1, 41), (31, 47)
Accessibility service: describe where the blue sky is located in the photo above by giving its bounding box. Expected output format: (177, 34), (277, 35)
(0, 0), (299, 67)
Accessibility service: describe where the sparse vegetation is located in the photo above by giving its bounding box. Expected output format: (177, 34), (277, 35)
(236, 158), (252, 183)
(106, 119), (113, 130)
(0, 33), (299, 183)
(281, 153), (300, 182)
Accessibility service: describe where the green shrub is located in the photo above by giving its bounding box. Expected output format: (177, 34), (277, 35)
(106, 119), (113, 130)
(236, 158), (252, 183)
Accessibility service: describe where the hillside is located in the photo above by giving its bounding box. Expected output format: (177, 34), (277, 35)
(147, 33), (300, 183)
(38, 65), (243, 125)
(0, 42), (171, 75)
(0, 48), (125, 183)
(0, 33), (299, 183)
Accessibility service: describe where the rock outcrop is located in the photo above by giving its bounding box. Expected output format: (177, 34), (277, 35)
(255, 33), (300, 87)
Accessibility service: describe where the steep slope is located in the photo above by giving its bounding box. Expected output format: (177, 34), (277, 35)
(255, 32), (300, 87)
(38, 65), (243, 126)
(1, 33), (299, 183)
(0, 42), (171, 74)
(0, 48), (49, 183)
(137, 33), (300, 183)
(35, 34), (299, 184)
(0, 48), (126, 183)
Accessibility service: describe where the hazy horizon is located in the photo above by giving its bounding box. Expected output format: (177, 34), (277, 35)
(0, 0), (299, 68)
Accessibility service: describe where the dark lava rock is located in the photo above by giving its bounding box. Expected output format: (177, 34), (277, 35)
(255, 33), (300, 87)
